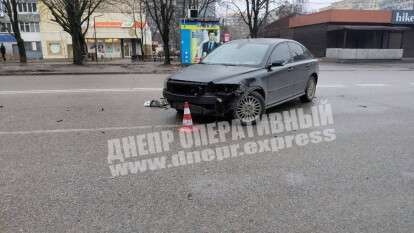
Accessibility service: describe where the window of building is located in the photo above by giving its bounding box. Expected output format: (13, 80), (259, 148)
(18, 22), (39, 33)
(0, 24), (6, 33)
(24, 41), (41, 52)
(0, 23), (13, 33)
(17, 2), (38, 13)
(48, 42), (62, 55)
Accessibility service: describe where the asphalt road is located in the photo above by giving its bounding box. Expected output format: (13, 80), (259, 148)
(0, 63), (414, 232)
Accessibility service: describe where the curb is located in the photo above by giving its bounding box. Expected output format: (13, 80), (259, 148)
(0, 71), (177, 76)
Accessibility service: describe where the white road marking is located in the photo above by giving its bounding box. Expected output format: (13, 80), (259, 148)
(355, 83), (387, 87)
(0, 124), (180, 135)
(0, 88), (163, 95)
(318, 84), (346, 88)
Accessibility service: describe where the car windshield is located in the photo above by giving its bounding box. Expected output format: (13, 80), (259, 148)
(202, 42), (270, 66)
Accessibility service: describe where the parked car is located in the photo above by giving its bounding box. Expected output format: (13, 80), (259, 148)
(163, 39), (319, 124)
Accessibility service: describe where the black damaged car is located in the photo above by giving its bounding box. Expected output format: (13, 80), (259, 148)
(163, 39), (319, 124)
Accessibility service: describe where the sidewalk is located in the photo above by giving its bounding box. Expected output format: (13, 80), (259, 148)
(0, 60), (182, 76)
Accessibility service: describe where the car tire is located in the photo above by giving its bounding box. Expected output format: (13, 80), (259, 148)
(300, 77), (317, 103)
(232, 91), (265, 125)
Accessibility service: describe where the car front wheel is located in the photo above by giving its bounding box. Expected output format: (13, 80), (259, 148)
(233, 91), (265, 125)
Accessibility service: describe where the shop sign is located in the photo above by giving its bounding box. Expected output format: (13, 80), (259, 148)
(392, 10), (414, 24)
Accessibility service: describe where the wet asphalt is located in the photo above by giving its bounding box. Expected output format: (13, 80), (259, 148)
(0, 63), (413, 232)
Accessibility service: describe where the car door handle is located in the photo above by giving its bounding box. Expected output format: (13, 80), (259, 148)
(287, 67), (294, 71)
(305, 64), (311, 69)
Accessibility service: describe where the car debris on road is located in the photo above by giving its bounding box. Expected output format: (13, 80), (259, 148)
(144, 98), (169, 108)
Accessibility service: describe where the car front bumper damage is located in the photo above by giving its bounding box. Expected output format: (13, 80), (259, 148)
(163, 81), (241, 116)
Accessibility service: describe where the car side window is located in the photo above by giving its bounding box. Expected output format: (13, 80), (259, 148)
(270, 43), (291, 64)
(302, 46), (314, 59)
(288, 42), (307, 62)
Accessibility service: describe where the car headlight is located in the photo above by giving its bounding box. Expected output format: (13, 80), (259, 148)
(164, 78), (170, 89)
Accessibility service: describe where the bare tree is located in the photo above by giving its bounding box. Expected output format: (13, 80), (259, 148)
(1, 0), (27, 63)
(144, 0), (174, 65)
(229, 0), (272, 38)
(40, 0), (105, 65)
(274, 0), (301, 18)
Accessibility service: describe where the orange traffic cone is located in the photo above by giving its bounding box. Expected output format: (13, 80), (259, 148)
(179, 102), (198, 133)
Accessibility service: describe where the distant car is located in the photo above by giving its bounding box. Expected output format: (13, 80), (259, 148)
(163, 39), (319, 124)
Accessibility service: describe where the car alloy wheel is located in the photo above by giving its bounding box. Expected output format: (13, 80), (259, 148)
(234, 92), (264, 124)
(306, 78), (316, 100)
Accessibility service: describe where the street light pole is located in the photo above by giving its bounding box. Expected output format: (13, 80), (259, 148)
(94, 16), (98, 63)
(93, 14), (104, 63)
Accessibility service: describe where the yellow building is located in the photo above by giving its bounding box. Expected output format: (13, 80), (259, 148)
(38, 1), (73, 59)
(38, 2), (152, 60)
(85, 12), (153, 60)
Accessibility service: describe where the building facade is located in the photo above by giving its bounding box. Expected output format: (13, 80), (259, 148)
(323, 0), (414, 10)
(0, 0), (43, 60)
(224, 13), (250, 40)
(321, 0), (380, 10)
(380, 0), (414, 10)
(262, 9), (414, 59)
(84, 12), (152, 60)
(39, 2), (152, 60)
(38, 1), (72, 60)
(294, 0), (310, 13)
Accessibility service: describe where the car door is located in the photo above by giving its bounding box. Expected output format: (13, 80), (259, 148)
(266, 42), (295, 105)
(287, 42), (313, 95)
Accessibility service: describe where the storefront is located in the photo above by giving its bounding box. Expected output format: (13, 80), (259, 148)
(39, 5), (152, 60)
(85, 20), (152, 60)
(262, 9), (414, 59)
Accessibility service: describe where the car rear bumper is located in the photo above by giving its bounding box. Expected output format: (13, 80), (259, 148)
(163, 89), (236, 116)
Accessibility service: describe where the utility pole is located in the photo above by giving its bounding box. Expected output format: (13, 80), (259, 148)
(94, 16), (98, 63)
(93, 14), (103, 63)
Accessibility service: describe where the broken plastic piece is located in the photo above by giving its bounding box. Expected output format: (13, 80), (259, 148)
(144, 99), (169, 108)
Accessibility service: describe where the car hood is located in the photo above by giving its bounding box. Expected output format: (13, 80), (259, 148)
(169, 64), (261, 84)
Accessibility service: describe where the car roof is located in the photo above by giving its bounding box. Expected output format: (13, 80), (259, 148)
(227, 38), (292, 45)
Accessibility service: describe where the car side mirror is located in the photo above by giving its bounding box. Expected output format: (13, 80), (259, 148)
(272, 60), (285, 67)
(266, 60), (285, 71)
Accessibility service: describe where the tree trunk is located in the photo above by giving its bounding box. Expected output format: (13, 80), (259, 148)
(8, 4), (27, 63)
(14, 32), (27, 63)
(140, 38), (145, 61)
(163, 36), (171, 65)
(71, 28), (86, 65)
(162, 26), (171, 65)
(250, 26), (259, 38)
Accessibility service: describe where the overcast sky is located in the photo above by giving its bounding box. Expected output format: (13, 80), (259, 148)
(217, 0), (341, 16)
(307, 0), (339, 11)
